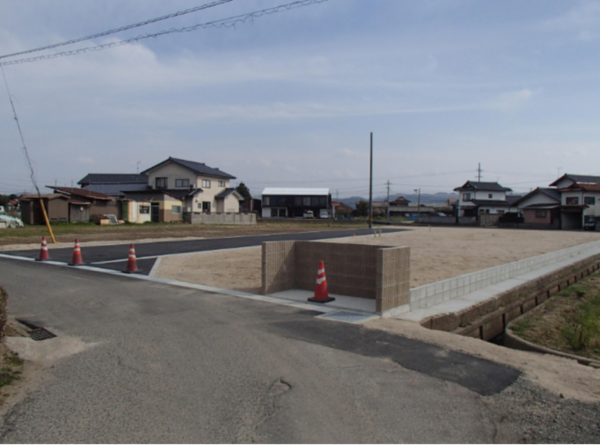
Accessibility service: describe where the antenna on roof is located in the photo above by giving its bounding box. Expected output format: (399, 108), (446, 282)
(557, 167), (562, 178)
(136, 161), (141, 173)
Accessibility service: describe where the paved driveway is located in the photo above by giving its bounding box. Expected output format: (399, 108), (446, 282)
(5, 228), (404, 275)
(0, 258), (520, 443)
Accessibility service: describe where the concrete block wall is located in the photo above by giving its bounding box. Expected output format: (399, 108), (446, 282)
(184, 212), (256, 225)
(261, 241), (410, 314)
(410, 239), (600, 311)
(262, 241), (296, 294)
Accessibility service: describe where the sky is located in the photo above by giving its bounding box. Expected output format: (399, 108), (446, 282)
(1, 0), (600, 199)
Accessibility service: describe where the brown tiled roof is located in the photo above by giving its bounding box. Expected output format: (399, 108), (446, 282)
(558, 182), (600, 192)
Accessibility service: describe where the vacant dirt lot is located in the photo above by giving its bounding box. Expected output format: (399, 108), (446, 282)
(154, 227), (600, 293)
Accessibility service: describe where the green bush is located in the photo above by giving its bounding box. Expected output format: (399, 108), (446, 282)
(562, 296), (600, 351)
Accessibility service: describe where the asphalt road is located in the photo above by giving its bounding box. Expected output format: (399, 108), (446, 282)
(0, 258), (522, 443)
(5, 228), (404, 275)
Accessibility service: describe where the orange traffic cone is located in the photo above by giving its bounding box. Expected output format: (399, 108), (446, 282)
(124, 243), (139, 274)
(36, 236), (50, 261)
(69, 239), (84, 266)
(308, 260), (335, 303)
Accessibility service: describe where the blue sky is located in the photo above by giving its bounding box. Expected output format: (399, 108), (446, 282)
(1, 0), (600, 199)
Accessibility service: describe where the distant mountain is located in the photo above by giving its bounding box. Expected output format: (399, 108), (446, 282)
(336, 192), (458, 209)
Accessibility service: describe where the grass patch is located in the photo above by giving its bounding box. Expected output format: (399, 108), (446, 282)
(0, 351), (23, 390)
(510, 274), (600, 360)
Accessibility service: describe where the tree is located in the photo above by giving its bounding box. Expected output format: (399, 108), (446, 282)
(352, 200), (369, 217)
(236, 182), (252, 202)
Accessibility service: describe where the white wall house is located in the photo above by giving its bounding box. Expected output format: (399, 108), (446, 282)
(548, 174), (600, 230)
(453, 181), (516, 217)
(122, 157), (243, 222)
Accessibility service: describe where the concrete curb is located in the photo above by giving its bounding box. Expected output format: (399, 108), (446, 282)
(504, 326), (600, 369)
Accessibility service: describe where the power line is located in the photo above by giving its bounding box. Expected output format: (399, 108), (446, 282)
(0, 0), (330, 66)
(0, 0), (234, 61)
(0, 65), (41, 197)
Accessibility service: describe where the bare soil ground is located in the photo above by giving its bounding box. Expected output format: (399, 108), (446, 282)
(154, 226), (600, 291)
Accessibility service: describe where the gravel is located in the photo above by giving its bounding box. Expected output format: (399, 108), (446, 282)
(485, 377), (600, 443)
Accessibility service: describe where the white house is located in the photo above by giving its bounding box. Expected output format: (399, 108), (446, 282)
(453, 181), (517, 217)
(123, 157), (243, 222)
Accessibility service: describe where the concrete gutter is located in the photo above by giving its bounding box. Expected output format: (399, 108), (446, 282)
(504, 326), (600, 369)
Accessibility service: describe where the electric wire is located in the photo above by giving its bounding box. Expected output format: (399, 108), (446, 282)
(0, 65), (42, 198)
(0, 0), (234, 61)
(0, 0), (329, 66)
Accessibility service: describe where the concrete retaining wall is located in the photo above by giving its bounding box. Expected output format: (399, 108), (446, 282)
(479, 214), (500, 227)
(498, 221), (560, 230)
(422, 256), (600, 338)
(183, 212), (256, 225)
(409, 239), (600, 311)
(262, 241), (410, 313)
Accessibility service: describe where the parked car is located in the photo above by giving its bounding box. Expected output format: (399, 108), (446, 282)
(303, 210), (314, 219)
(584, 216), (597, 231)
(0, 213), (24, 228)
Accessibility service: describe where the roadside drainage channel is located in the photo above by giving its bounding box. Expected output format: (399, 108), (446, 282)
(16, 319), (57, 341)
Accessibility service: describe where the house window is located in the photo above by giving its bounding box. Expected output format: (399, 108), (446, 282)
(463, 193), (471, 201)
(585, 196), (596, 205)
(197, 203), (202, 210)
(271, 208), (278, 217)
(303, 197), (310, 206)
(202, 179), (211, 188)
(139, 205), (150, 214)
(488, 194), (493, 199)
(155, 177), (168, 189)
(566, 197), (579, 205)
(202, 201), (211, 213)
(294, 197), (302, 206)
(171, 205), (181, 215)
(535, 210), (547, 218)
(175, 179), (189, 188)
(263, 196), (270, 206)
(218, 180), (226, 187)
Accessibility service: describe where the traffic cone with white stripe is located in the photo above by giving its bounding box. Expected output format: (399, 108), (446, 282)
(123, 243), (139, 274)
(308, 260), (335, 303)
(36, 236), (50, 261)
(69, 239), (83, 266)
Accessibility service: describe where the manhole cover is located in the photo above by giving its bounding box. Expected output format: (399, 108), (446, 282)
(29, 328), (57, 341)
(318, 311), (376, 324)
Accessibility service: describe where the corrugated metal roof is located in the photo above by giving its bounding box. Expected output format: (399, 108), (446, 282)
(78, 173), (147, 185)
(262, 188), (330, 196)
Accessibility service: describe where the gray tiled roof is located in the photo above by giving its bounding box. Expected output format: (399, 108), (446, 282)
(215, 188), (243, 199)
(453, 181), (512, 192)
(512, 187), (561, 207)
(549, 174), (600, 187)
(142, 157), (236, 180)
(83, 183), (149, 197)
(78, 173), (148, 185)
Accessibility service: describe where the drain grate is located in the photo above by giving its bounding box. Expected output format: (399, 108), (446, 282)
(29, 327), (57, 341)
(318, 311), (376, 324)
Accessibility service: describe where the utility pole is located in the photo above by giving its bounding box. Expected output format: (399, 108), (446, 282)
(386, 180), (391, 220)
(414, 188), (421, 220)
(368, 132), (373, 229)
(477, 163), (482, 182)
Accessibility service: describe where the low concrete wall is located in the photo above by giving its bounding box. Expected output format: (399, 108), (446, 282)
(479, 214), (500, 227)
(410, 239), (600, 311)
(421, 256), (600, 339)
(183, 212), (256, 225)
(418, 216), (455, 224)
(498, 221), (560, 230)
(261, 241), (410, 313)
